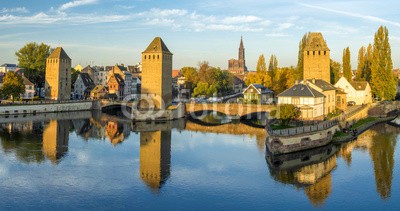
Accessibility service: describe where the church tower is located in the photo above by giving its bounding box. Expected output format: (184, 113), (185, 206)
(228, 36), (247, 75)
(45, 47), (71, 100)
(141, 37), (172, 110)
(303, 32), (330, 83)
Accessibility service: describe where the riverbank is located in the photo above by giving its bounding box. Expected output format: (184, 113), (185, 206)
(332, 115), (398, 143)
(0, 100), (94, 115)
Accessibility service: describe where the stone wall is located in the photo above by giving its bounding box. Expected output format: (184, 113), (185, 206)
(186, 103), (275, 117)
(0, 101), (93, 115)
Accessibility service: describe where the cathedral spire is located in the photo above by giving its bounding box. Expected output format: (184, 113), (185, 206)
(238, 36), (245, 61)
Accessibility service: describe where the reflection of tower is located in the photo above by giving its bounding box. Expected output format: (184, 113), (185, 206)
(140, 130), (171, 191)
(42, 120), (69, 164)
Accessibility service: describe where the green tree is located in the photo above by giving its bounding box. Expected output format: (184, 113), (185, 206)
(193, 82), (217, 97)
(71, 68), (79, 90)
(0, 71), (25, 102)
(343, 47), (352, 81)
(330, 59), (341, 84)
(277, 104), (301, 126)
(181, 66), (198, 91)
(246, 54), (271, 88)
(370, 26), (397, 100)
(365, 44), (373, 82)
(268, 54), (278, 85)
(15, 42), (51, 89)
(296, 33), (308, 80)
(356, 46), (366, 80)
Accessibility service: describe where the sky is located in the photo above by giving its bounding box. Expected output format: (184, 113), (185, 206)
(0, 0), (399, 70)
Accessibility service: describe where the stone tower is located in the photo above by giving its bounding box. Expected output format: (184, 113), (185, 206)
(45, 47), (71, 100)
(140, 130), (171, 191)
(141, 37), (172, 110)
(228, 36), (247, 75)
(303, 32), (330, 83)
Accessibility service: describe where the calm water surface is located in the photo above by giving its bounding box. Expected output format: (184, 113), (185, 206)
(0, 111), (399, 210)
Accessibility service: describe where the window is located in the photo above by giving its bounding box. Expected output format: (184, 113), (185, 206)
(319, 51), (321, 55)
(292, 97), (300, 105)
(313, 51), (315, 55)
(324, 51), (326, 55)
(307, 51), (309, 55)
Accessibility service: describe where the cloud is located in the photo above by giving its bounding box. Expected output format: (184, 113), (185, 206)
(277, 22), (294, 31)
(265, 33), (289, 37)
(299, 2), (400, 27)
(0, 7), (29, 14)
(59, 0), (98, 11)
(221, 15), (262, 24)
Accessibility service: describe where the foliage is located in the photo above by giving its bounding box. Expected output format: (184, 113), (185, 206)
(330, 59), (341, 84)
(181, 66), (198, 90)
(71, 68), (79, 89)
(356, 46), (366, 80)
(370, 26), (397, 100)
(342, 47), (352, 81)
(15, 42), (51, 87)
(269, 54), (278, 91)
(277, 104), (301, 126)
(246, 54), (271, 88)
(296, 33), (307, 80)
(193, 82), (217, 97)
(0, 71), (25, 102)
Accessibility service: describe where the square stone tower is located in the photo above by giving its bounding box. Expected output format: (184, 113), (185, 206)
(45, 47), (71, 100)
(303, 32), (330, 83)
(141, 37), (172, 110)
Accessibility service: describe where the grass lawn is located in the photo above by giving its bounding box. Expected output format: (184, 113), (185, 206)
(351, 117), (378, 129)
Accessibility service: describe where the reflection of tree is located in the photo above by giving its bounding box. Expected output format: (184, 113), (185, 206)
(368, 124), (398, 199)
(140, 130), (171, 192)
(0, 122), (45, 163)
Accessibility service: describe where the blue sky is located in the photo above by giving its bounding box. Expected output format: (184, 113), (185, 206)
(0, 0), (399, 70)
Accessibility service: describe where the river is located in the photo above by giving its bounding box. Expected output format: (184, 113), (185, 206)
(0, 111), (399, 210)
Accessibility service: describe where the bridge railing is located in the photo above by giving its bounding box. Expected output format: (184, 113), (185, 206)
(266, 120), (338, 136)
(0, 99), (93, 106)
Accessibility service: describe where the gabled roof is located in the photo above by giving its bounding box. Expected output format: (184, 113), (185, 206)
(350, 81), (368, 91)
(82, 65), (95, 73)
(278, 83), (325, 98)
(336, 88), (347, 95)
(91, 85), (108, 93)
(79, 73), (95, 88)
(304, 32), (330, 51)
(306, 79), (336, 91)
(22, 75), (34, 86)
(110, 73), (125, 85)
(243, 84), (273, 94)
(172, 70), (182, 78)
(48, 47), (71, 60)
(143, 37), (172, 54)
(233, 76), (245, 85)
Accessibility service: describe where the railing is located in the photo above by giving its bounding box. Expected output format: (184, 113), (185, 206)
(0, 100), (93, 106)
(266, 120), (338, 136)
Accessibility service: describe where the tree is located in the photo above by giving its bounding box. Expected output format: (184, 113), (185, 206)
(181, 66), (198, 91)
(330, 60), (341, 84)
(15, 42), (51, 89)
(296, 33), (308, 80)
(71, 68), (79, 90)
(268, 55), (279, 92)
(342, 47), (352, 81)
(356, 46), (366, 80)
(370, 26), (397, 100)
(277, 104), (301, 126)
(246, 54), (271, 88)
(0, 71), (25, 102)
(365, 44), (373, 82)
(193, 82), (217, 97)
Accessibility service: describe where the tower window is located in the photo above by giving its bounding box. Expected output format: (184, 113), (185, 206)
(144, 55), (146, 59)
(319, 51), (321, 55)
(153, 55), (155, 59)
(324, 51), (326, 55)
(313, 51), (315, 55)
(307, 51), (309, 55)
(157, 55), (159, 59)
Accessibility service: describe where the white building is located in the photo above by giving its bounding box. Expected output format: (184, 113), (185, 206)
(74, 73), (95, 99)
(334, 77), (372, 105)
(0, 64), (17, 73)
(20, 75), (35, 100)
(277, 83), (325, 120)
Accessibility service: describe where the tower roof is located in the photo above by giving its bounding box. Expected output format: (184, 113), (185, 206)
(239, 36), (244, 49)
(304, 32), (330, 51)
(48, 47), (71, 60)
(143, 37), (172, 54)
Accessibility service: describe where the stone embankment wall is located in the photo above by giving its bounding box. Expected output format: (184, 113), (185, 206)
(0, 101), (93, 115)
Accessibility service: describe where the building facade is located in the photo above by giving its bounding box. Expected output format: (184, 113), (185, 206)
(243, 84), (274, 104)
(45, 47), (71, 100)
(20, 74), (35, 100)
(228, 37), (247, 75)
(305, 79), (336, 115)
(277, 83), (325, 120)
(303, 33), (330, 83)
(141, 37), (173, 110)
(73, 73), (95, 99)
(334, 77), (372, 105)
(0, 64), (17, 73)
(107, 73), (125, 100)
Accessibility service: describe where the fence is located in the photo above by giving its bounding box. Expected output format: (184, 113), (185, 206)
(266, 120), (338, 136)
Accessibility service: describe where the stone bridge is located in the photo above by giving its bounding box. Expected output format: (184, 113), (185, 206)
(185, 103), (276, 118)
(368, 101), (400, 117)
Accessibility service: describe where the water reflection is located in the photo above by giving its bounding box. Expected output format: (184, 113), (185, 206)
(266, 144), (338, 206)
(0, 111), (399, 208)
(337, 123), (400, 199)
(140, 130), (171, 191)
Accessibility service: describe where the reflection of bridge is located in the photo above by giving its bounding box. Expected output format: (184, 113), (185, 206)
(185, 103), (275, 117)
